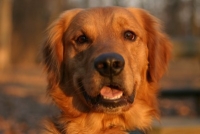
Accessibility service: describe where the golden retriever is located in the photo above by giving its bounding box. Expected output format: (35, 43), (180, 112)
(43, 7), (171, 134)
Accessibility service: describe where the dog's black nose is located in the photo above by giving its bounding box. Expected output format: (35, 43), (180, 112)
(94, 53), (125, 77)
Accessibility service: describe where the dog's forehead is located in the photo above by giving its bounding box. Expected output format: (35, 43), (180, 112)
(83, 7), (132, 17)
(71, 7), (139, 28)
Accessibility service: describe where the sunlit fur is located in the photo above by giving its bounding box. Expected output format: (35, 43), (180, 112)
(43, 7), (171, 134)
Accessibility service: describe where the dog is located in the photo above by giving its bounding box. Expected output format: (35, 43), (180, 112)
(43, 6), (171, 134)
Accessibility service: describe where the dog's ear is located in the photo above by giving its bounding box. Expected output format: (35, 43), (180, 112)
(127, 8), (172, 82)
(43, 9), (82, 84)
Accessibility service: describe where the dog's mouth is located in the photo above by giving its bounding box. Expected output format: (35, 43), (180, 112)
(78, 80), (135, 110)
(98, 85), (133, 108)
(100, 85), (123, 100)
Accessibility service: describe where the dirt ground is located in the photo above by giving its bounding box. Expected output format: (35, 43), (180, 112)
(0, 57), (199, 134)
(0, 64), (59, 134)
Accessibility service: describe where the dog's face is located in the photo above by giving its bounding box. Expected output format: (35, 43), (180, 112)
(44, 7), (171, 115)
(63, 8), (149, 113)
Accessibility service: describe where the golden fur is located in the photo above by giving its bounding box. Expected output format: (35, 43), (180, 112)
(43, 7), (171, 134)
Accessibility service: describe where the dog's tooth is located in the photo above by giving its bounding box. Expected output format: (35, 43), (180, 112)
(104, 96), (108, 99)
(112, 97), (117, 100)
(103, 96), (111, 100)
(115, 93), (122, 99)
(103, 92), (123, 100)
(103, 94), (123, 100)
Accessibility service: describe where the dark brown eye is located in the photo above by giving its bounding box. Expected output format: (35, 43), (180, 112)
(76, 35), (88, 44)
(124, 31), (136, 41)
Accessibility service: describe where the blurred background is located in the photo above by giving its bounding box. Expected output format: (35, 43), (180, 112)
(0, 0), (200, 134)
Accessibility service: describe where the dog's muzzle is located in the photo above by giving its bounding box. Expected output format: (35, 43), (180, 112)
(81, 53), (134, 110)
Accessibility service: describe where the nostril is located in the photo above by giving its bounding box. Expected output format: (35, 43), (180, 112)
(96, 62), (108, 70)
(94, 53), (125, 77)
(110, 59), (125, 75)
(112, 60), (124, 69)
(94, 60), (110, 77)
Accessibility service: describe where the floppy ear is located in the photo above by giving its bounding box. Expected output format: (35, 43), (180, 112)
(43, 9), (82, 85)
(127, 8), (172, 82)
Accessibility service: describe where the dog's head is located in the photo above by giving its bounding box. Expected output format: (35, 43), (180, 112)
(43, 7), (171, 114)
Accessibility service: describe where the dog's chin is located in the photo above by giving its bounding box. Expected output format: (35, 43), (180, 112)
(78, 81), (135, 113)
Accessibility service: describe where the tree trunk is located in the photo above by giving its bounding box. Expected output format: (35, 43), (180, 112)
(190, 0), (197, 36)
(0, 0), (12, 70)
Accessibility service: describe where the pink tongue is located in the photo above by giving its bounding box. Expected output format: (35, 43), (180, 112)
(100, 86), (122, 98)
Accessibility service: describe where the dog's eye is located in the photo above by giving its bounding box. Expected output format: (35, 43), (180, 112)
(124, 31), (136, 41)
(76, 35), (88, 44)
